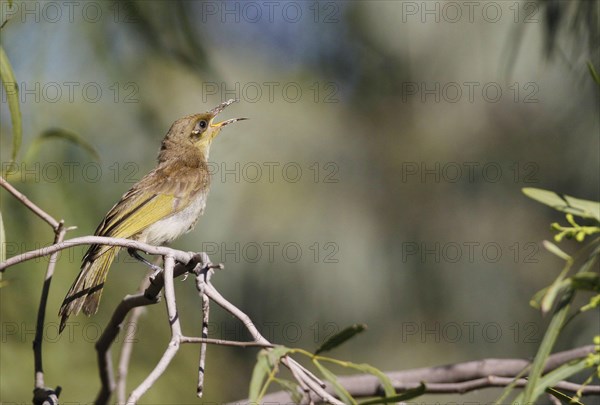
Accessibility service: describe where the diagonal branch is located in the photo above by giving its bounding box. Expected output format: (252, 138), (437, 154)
(33, 221), (67, 393)
(116, 274), (152, 404)
(2, 176), (76, 404)
(247, 345), (599, 404)
(95, 258), (198, 404)
(0, 176), (60, 229)
(192, 264), (342, 405)
(195, 262), (211, 397)
(126, 255), (181, 403)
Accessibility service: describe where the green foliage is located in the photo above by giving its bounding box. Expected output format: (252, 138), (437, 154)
(358, 383), (426, 405)
(588, 61), (600, 86)
(315, 324), (367, 355)
(0, 45), (19, 285)
(313, 359), (357, 404)
(247, 326), (404, 404)
(23, 128), (100, 163)
(522, 187), (600, 222)
(0, 45), (22, 161)
(497, 188), (600, 404)
(247, 187), (600, 404)
(248, 346), (293, 402)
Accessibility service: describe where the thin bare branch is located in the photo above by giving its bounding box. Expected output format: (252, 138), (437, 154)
(95, 258), (201, 404)
(202, 282), (271, 346)
(249, 345), (599, 404)
(33, 221), (67, 394)
(180, 336), (273, 347)
(95, 293), (159, 405)
(196, 269), (210, 397)
(2, 173), (78, 404)
(0, 176), (60, 229)
(188, 263), (338, 404)
(281, 357), (343, 405)
(10, 217), (591, 405)
(116, 275), (151, 404)
(127, 255), (181, 404)
(412, 376), (600, 394)
(0, 235), (193, 271)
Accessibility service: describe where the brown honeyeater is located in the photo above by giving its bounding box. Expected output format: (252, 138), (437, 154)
(59, 99), (246, 333)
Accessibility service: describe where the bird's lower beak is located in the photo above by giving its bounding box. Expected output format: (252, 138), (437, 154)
(213, 117), (249, 127)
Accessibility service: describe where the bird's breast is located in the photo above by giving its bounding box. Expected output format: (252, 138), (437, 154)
(138, 189), (209, 246)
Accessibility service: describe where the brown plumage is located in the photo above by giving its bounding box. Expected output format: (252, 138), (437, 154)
(59, 100), (246, 332)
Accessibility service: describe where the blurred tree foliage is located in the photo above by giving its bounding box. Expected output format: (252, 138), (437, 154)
(1, 0), (599, 403)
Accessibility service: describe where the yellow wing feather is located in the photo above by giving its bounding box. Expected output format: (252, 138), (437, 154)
(59, 167), (205, 331)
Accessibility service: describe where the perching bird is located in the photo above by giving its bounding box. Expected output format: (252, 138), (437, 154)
(59, 99), (246, 333)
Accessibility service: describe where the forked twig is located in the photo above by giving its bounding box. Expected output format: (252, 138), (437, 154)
(1, 177), (74, 403)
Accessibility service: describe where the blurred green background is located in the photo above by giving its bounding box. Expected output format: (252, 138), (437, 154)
(1, 0), (598, 403)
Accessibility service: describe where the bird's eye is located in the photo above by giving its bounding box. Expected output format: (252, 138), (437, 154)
(192, 120), (208, 136)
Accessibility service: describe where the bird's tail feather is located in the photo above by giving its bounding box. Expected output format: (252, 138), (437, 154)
(58, 247), (118, 333)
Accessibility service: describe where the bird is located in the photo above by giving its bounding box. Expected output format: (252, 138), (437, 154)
(58, 99), (246, 333)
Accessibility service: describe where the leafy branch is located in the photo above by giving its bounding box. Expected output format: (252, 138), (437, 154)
(496, 188), (600, 404)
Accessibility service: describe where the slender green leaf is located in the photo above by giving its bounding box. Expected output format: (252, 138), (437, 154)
(248, 346), (292, 402)
(248, 350), (272, 402)
(523, 188), (600, 222)
(315, 324), (367, 355)
(520, 294), (572, 404)
(0, 45), (22, 161)
(541, 267), (572, 314)
(24, 128), (100, 162)
(579, 244), (600, 274)
(571, 273), (600, 292)
(580, 294), (600, 312)
(313, 359), (356, 405)
(530, 287), (547, 309)
(515, 357), (592, 404)
(543, 240), (572, 261)
(337, 362), (395, 397)
(358, 383), (426, 405)
(588, 61), (600, 86)
(273, 378), (303, 404)
(546, 386), (584, 405)
(494, 365), (531, 404)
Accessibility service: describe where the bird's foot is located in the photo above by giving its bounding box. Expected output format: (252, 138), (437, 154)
(127, 248), (163, 274)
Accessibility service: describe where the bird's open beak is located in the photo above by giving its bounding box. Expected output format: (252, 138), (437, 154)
(210, 99), (248, 128)
(214, 117), (249, 127)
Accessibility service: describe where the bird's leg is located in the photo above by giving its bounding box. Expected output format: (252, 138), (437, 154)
(127, 248), (163, 276)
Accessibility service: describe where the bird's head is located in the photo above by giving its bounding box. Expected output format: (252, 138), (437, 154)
(160, 99), (247, 162)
